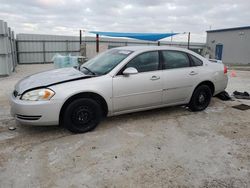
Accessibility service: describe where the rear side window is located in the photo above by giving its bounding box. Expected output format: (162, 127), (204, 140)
(125, 51), (159, 73)
(162, 51), (190, 69)
(190, 55), (203, 66)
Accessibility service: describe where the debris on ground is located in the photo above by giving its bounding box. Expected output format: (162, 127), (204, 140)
(8, 126), (16, 131)
(215, 91), (232, 101)
(232, 104), (250, 111)
(233, 91), (250, 99)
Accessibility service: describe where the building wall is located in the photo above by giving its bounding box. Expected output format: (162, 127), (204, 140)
(207, 29), (250, 65)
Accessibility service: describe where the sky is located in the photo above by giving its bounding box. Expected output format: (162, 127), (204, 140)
(0, 0), (249, 42)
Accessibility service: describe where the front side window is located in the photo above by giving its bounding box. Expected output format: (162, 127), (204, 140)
(162, 51), (190, 69)
(125, 51), (159, 73)
(80, 49), (133, 75)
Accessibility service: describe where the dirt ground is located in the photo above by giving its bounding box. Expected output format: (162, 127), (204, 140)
(0, 64), (249, 188)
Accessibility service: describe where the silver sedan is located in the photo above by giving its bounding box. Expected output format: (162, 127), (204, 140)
(10, 46), (228, 133)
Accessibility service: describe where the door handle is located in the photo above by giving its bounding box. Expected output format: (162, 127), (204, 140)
(150, 75), (160, 80)
(189, 71), (198, 75)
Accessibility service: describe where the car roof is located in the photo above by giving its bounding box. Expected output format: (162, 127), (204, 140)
(115, 45), (191, 53)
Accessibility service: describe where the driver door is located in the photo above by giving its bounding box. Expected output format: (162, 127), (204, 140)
(112, 51), (163, 113)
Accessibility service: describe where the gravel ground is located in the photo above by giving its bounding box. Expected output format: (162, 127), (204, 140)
(0, 64), (249, 188)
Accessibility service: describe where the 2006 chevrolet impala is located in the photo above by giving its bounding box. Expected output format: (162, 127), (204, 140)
(10, 46), (228, 133)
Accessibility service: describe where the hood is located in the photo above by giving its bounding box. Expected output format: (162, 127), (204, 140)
(15, 67), (91, 94)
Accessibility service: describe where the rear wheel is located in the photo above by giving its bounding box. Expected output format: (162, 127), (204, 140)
(188, 85), (212, 111)
(62, 98), (102, 133)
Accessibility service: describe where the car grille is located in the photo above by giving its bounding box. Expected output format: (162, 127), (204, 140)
(16, 114), (41, 121)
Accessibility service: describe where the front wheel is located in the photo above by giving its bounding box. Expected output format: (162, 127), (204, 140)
(188, 85), (212, 111)
(62, 98), (102, 133)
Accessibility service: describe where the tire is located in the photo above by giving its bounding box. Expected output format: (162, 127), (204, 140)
(188, 85), (212, 111)
(62, 98), (102, 133)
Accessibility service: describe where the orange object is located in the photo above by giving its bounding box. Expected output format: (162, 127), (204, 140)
(231, 70), (236, 77)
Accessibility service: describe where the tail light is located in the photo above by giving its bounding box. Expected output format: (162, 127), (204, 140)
(224, 65), (228, 74)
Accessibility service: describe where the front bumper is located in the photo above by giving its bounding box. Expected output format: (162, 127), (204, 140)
(10, 94), (62, 126)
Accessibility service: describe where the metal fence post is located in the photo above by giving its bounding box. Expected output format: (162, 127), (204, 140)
(80, 30), (82, 46)
(15, 40), (19, 64)
(42, 41), (46, 63)
(66, 40), (69, 54)
(96, 34), (99, 53)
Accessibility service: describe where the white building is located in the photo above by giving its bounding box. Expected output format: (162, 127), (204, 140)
(206, 26), (250, 65)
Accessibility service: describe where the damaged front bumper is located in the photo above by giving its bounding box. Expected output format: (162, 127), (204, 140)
(10, 93), (62, 126)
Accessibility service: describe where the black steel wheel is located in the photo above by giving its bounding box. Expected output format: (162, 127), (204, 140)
(62, 98), (102, 133)
(188, 85), (212, 111)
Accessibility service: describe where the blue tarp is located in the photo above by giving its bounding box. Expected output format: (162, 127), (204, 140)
(90, 31), (178, 41)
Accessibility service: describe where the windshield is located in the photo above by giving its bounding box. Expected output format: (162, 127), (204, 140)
(80, 49), (133, 75)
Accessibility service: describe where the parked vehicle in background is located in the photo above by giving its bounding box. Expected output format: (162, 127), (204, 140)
(10, 46), (228, 133)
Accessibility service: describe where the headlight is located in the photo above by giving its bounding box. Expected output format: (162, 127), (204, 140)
(21, 88), (55, 101)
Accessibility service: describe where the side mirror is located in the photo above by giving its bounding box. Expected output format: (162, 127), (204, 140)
(123, 67), (138, 76)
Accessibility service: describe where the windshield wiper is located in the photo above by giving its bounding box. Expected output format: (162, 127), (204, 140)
(81, 66), (96, 76)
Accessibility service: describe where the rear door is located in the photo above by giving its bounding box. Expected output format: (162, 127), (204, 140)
(112, 51), (163, 112)
(161, 50), (201, 104)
